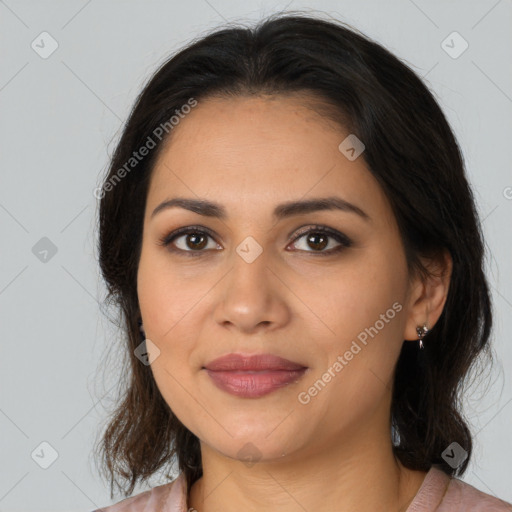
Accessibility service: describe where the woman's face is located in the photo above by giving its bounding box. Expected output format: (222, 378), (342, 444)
(137, 94), (424, 464)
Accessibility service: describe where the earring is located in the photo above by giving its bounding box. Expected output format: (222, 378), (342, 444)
(416, 323), (429, 349)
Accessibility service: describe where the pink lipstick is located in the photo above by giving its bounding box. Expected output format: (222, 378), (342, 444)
(203, 353), (308, 398)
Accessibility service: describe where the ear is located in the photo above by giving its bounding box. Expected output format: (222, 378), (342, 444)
(403, 249), (453, 341)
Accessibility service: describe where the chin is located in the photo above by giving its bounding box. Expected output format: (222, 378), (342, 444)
(203, 425), (308, 464)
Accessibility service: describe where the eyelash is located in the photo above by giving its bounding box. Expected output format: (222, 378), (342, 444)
(157, 224), (352, 258)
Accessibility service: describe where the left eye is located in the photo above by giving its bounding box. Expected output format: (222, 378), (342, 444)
(158, 225), (352, 256)
(289, 226), (352, 255)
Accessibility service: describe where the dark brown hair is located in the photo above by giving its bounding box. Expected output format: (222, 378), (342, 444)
(93, 11), (494, 500)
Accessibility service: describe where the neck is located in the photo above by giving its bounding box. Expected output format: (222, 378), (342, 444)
(188, 420), (427, 512)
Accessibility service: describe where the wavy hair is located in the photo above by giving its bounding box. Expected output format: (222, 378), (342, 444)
(93, 11), (494, 499)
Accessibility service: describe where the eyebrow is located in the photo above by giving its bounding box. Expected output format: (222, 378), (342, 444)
(150, 196), (371, 222)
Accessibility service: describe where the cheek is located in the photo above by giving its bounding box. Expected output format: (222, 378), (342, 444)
(137, 248), (204, 342)
(137, 248), (212, 368)
(296, 252), (407, 403)
(295, 254), (405, 346)
(137, 259), (201, 427)
(296, 274), (405, 437)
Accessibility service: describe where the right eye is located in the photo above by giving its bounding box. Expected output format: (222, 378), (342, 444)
(157, 226), (221, 257)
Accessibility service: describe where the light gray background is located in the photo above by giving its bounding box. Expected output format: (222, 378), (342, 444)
(1, 1), (511, 510)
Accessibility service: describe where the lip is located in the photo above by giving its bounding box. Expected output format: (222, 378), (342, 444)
(203, 353), (308, 398)
(204, 353), (306, 372)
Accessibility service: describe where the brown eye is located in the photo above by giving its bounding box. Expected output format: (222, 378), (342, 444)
(305, 232), (329, 251)
(182, 232), (209, 250)
(290, 226), (352, 255)
(157, 226), (220, 256)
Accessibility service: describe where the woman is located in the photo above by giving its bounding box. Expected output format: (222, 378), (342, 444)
(92, 12), (512, 512)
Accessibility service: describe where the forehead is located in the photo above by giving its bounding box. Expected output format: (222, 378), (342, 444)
(147, 94), (391, 224)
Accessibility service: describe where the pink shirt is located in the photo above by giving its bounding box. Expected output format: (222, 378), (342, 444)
(93, 465), (512, 511)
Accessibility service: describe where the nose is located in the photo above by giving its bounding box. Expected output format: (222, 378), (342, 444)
(212, 246), (291, 334)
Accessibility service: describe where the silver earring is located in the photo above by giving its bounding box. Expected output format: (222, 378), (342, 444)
(416, 323), (429, 349)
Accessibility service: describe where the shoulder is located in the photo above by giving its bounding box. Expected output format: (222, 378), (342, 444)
(91, 473), (187, 512)
(440, 472), (512, 511)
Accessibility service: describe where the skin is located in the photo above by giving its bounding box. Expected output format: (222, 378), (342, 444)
(136, 93), (452, 512)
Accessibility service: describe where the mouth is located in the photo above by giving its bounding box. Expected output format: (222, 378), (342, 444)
(203, 353), (308, 398)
